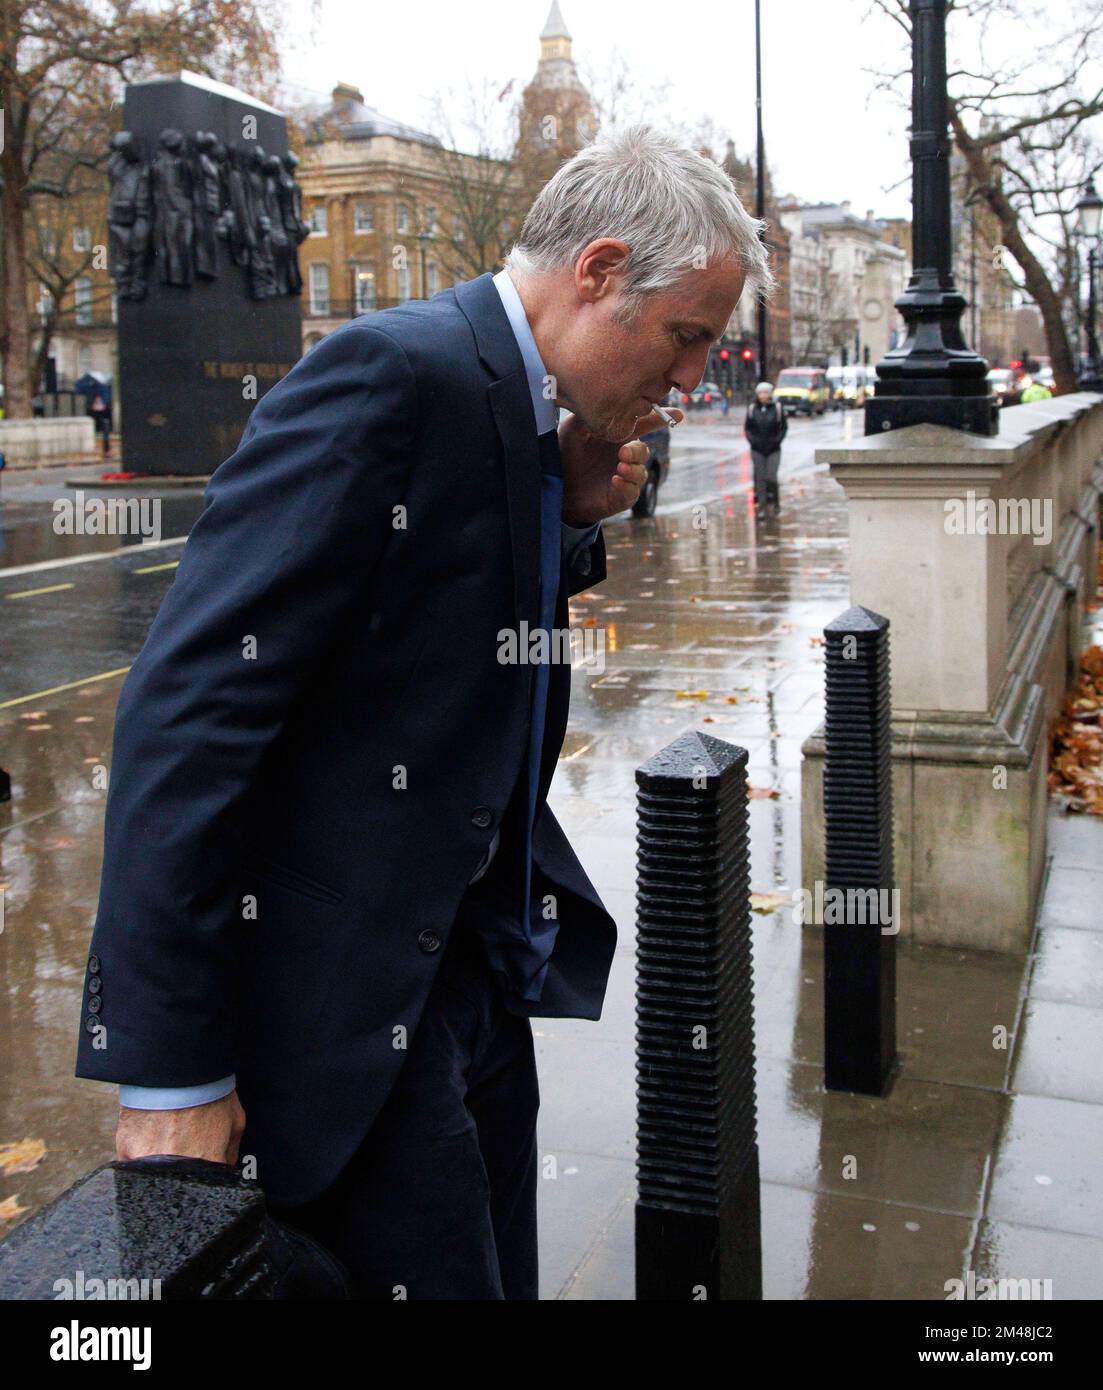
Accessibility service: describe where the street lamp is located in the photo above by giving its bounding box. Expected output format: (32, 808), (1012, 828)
(1075, 178), (1103, 392)
(754, 0), (768, 382)
(865, 0), (997, 437)
(416, 228), (431, 300)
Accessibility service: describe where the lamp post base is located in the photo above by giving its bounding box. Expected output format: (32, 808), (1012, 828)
(865, 392), (998, 437)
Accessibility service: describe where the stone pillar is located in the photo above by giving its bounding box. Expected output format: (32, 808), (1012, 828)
(801, 395), (1103, 952)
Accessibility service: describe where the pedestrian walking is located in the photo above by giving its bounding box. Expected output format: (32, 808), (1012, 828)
(745, 380), (787, 516)
(88, 393), (111, 459)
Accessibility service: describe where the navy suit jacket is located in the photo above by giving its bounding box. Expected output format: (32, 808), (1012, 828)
(74, 273), (618, 1205)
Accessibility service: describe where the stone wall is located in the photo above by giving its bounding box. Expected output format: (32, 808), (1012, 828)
(0, 418), (96, 465)
(801, 394), (1103, 952)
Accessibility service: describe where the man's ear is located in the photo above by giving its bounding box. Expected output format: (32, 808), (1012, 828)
(575, 238), (631, 305)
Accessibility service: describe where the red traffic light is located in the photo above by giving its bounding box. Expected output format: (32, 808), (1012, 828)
(1010, 359), (1022, 370)
(719, 348), (730, 361)
(741, 347), (754, 362)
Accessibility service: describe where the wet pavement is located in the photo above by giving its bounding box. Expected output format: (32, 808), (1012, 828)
(1, 406), (1100, 1299)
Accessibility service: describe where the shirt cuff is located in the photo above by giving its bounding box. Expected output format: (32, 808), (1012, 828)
(119, 1075), (236, 1111)
(561, 519), (602, 573)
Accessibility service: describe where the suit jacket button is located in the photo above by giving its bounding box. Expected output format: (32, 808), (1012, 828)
(84, 1016), (100, 1033)
(87, 996), (102, 1014)
(471, 807), (494, 829)
(417, 929), (442, 954)
(87, 976), (102, 995)
(87, 955), (101, 974)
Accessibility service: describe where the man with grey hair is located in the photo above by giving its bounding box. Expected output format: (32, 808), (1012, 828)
(78, 123), (768, 1299)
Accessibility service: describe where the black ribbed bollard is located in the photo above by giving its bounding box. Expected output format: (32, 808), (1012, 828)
(822, 606), (898, 1096)
(634, 731), (761, 1301)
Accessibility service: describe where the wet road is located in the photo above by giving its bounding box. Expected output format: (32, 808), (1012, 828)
(0, 408), (852, 707)
(5, 407), (1095, 1300)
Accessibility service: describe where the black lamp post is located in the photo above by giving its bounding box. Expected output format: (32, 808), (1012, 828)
(1076, 178), (1103, 392)
(865, 0), (998, 436)
(416, 228), (431, 300)
(754, 0), (768, 382)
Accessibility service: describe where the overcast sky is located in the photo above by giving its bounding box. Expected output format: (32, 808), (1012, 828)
(278, 0), (917, 221)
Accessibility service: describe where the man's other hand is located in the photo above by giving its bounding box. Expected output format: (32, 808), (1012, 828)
(116, 1090), (246, 1166)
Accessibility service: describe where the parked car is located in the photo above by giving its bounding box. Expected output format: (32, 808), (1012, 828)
(558, 406), (671, 518)
(775, 366), (830, 415)
(632, 418), (671, 517)
(987, 368), (1022, 407)
(680, 379), (724, 409)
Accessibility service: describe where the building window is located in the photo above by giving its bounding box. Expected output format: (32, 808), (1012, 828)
(353, 202), (374, 234)
(73, 226), (91, 253)
(453, 216), (465, 243)
(41, 228), (58, 258)
(309, 203), (328, 236)
(78, 345), (93, 376)
(397, 264), (411, 302)
(38, 285), (54, 324)
(75, 276), (93, 326)
(426, 206), (438, 234)
(426, 261), (439, 296)
(309, 263), (330, 314)
(396, 203), (410, 234)
(353, 267), (376, 312)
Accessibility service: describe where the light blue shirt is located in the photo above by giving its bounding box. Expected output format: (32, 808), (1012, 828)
(120, 272), (601, 1111)
(491, 268), (602, 568)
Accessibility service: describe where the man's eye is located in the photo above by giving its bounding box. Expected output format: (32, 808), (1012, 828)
(674, 330), (695, 347)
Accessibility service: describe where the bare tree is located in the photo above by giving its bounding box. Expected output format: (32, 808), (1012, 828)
(422, 80), (527, 282)
(869, 0), (1103, 393)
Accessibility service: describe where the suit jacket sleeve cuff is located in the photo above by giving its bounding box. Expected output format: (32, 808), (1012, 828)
(119, 1075), (236, 1111)
(561, 520), (603, 576)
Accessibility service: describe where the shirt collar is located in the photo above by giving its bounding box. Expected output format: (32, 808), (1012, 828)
(492, 268), (559, 435)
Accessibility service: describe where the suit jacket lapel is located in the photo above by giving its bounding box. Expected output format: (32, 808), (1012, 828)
(454, 274), (542, 630)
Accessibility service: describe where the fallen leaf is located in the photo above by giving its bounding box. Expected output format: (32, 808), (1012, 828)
(0, 1195), (27, 1223)
(675, 690), (709, 700)
(0, 1138), (45, 1176)
(750, 891), (790, 914)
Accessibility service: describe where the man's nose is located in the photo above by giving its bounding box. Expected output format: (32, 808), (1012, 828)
(671, 345), (712, 395)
